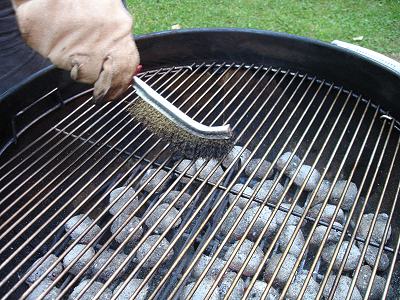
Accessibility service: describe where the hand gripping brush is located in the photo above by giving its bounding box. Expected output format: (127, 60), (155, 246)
(130, 75), (234, 159)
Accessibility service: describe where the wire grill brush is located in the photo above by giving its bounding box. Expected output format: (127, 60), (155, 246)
(130, 76), (234, 159)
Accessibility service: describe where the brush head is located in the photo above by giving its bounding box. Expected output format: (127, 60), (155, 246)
(129, 98), (234, 159)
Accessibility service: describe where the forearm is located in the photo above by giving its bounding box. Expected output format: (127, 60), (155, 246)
(11, 0), (140, 102)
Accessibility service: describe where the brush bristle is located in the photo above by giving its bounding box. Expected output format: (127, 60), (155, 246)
(129, 98), (234, 159)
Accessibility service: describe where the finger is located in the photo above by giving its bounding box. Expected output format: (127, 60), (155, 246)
(92, 56), (113, 105)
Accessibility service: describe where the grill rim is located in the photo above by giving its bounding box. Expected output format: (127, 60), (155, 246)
(0, 28), (398, 300)
(1, 29), (400, 157)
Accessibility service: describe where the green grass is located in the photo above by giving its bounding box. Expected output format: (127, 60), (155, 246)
(126, 0), (400, 55)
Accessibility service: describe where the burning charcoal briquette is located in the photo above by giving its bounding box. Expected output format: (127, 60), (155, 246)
(355, 265), (386, 299)
(136, 235), (174, 268)
(64, 214), (101, 244)
(26, 254), (63, 284)
(176, 159), (197, 184)
(308, 203), (345, 224)
(219, 271), (245, 300)
(162, 190), (192, 209)
(330, 180), (358, 210)
(247, 280), (279, 300)
(321, 241), (361, 271)
(289, 165), (321, 191)
(182, 276), (221, 300)
(222, 145), (251, 168)
(63, 244), (95, 275)
(140, 168), (171, 192)
(90, 249), (129, 281)
(111, 214), (143, 246)
(228, 184), (258, 209)
(358, 242), (390, 271)
(286, 271), (320, 300)
(219, 206), (242, 239)
(232, 206), (277, 240)
(276, 152), (301, 174)
(224, 239), (264, 276)
(108, 186), (140, 215)
(192, 255), (227, 278)
(244, 158), (273, 180)
(68, 279), (112, 300)
(278, 225), (305, 257)
(113, 278), (149, 300)
(196, 158), (224, 184)
(311, 179), (331, 206)
(323, 275), (362, 300)
(255, 180), (284, 204)
(356, 213), (391, 244)
(145, 203), (181, 234)
(26, 278), (59, 300)
(273, 203), (303, 227)
(310, 222), (342, 246)
(263, 253), (297, 287)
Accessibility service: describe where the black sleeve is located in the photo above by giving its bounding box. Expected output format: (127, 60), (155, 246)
(0, 0), (51, 97)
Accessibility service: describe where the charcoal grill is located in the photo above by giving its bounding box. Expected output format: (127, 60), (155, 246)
(0, 29), (399, 300)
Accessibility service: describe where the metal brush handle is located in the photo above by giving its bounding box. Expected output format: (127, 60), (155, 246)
(133, 76), (232, 140)
(332, 40), (400, 76)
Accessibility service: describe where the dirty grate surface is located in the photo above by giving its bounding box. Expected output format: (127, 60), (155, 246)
(0, 63), (399, 300)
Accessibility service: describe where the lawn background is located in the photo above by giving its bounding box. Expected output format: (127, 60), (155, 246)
(126, 0), (400, 58)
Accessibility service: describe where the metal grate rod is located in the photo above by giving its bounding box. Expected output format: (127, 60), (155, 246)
(197, 83), (344, 300)
(19, 61), (247, 300)
(45, 62), (255, 296)
(316, 119), (393, 300)
(342, 122), (397, 300)
(150, 72), (311, 300)
(0, 65), (187, 297)
(109, 66), (283, 300)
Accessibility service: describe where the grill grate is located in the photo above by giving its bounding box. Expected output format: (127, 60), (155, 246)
(0, 63), (399, 300)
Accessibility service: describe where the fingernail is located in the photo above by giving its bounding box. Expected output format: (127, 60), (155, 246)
(134, 64), (143, 75)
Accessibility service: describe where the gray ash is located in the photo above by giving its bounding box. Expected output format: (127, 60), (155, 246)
(278, 225), (305, 257)
(26, 278), (59, 300)
(136, 235), (174, 269)
(323, 275), (362, 300)
(62, 244), (95, 275)
(224, 239), (264, 277)
(145, 203), (182, 234)
(111, 214), (143, 246)
(356, 265), (386, 299)
(286, 271), (320, 300)
(289, 165), (321, 191)
(264, 253), (297, 287)
(64, 215), (101, 244)
(219, 271), (245, 300)
(26, 254), (63, 284)
(276, 152), (301, 174)
(140, 168), (172, 192)
(247, 280), (279, 300)
(311, 179), (331, 206)
(162, 190), (192, 209)
(109, 186), (140, 215)
(222, 146), (251, 168)
(321, 241), (361, 271)
(357, 213), (391, 244)
(192, 255), (227, 279)
(255, 180), (284, 204)
(113, 278), (149, 300)
(90, 249), (129, 281)
(244, 158), (273, 180)
(228, 184), (258, 209)
(68, 279), (112, 300)
(182, 276), (221, 300)
(308, 203), (345, 224)
(330, 180), (358, 210)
